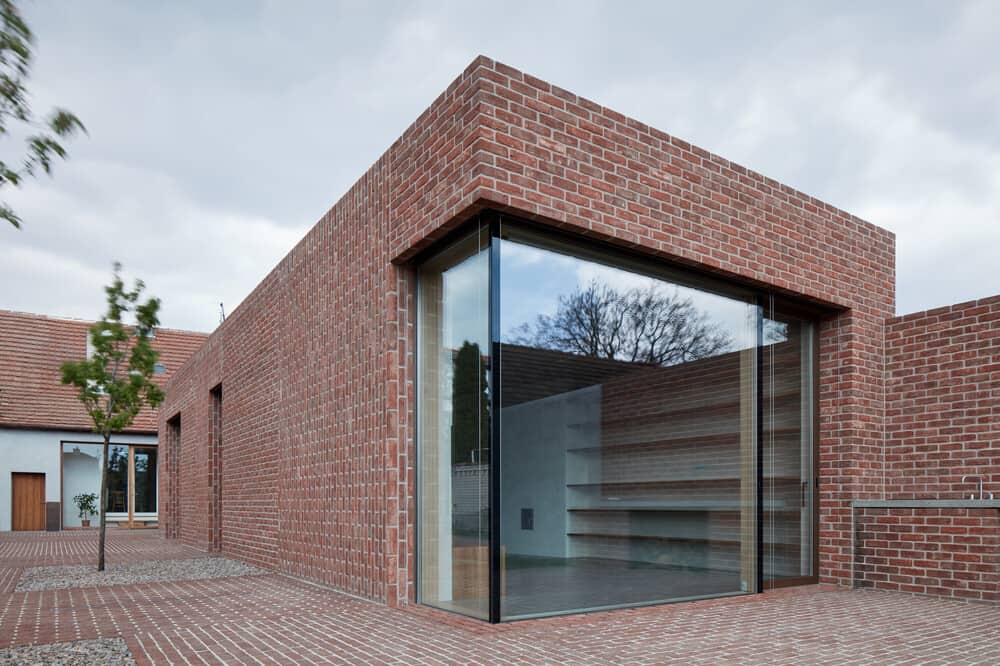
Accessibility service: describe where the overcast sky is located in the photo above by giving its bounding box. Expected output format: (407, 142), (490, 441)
(2, 1), (997, 332)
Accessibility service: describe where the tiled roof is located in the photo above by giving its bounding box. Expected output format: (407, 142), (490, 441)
(0, 310), (207, 433)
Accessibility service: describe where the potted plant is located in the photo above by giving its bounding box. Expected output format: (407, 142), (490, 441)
(73, 492), (98, 527)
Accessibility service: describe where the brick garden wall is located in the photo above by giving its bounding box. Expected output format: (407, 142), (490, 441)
(161, 56), (897, 606)
(851, 296), (1000, 604)
(885, 296), (1000, 498)
(854, 507), (999, 603)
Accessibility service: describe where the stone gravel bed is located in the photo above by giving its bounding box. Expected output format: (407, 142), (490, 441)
(16, 556), (264, 591)
(0, 638), (134, 665)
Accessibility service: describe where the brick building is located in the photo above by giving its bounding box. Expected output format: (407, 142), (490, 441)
(160, 57), (999, 621)
(0, 309), (206, 532)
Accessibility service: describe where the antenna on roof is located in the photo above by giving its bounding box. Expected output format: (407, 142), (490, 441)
(219, 302), (226, 324)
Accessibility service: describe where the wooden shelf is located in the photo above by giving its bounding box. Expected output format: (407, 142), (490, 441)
(565, 427), (804, 454)
(566, 477), (799, 488)
(567, 532), (739, 546)
(567, 505), (798, 513)
(587, 390), (804, 430)
(567, 532), (803, 551)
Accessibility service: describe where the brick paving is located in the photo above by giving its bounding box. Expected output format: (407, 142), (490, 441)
(0, 530), (204, 567)
(2, 531), (999, 664)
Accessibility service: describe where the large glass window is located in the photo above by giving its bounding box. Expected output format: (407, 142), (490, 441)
(106, 445), (129, 514)
(61, 442), (158, 528)
(417, 225), (491, 619)
(498, 228), (759, 618)
(133, 448), (158, 515)
(415, 216), (818, 621)
(61, 443), (103, 528)
(762, 309), (815, 584)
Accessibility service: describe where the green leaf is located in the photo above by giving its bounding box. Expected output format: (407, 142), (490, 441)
(0, 1), (84, 230)
(48, 109), (86, 137)
(61, 262), (163, 437)
(0, 200), (20, 228)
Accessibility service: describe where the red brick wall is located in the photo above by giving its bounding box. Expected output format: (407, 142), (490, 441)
(163, 414), (181, 540)
(855, 507), (999, 603)
(161, 332), (222, 552)
(160, 165), (399, 598)
(161, 56), (897, 606)
(885, 296), (1000, 498)
(208, 385), (222, 553)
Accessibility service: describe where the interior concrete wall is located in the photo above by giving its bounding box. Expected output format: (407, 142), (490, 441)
(501, 385), (600, 559)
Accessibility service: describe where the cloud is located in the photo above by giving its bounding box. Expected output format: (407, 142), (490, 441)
(861, 194), (1000, 314)
(1, 158), (305, 331)
(0, 0), (996, 331)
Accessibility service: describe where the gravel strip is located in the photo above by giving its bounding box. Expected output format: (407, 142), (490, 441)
(16, 556), (264, 591)
(0, 638), (134, 665)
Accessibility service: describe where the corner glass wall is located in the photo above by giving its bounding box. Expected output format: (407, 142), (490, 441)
(762, 310), (815, 585)
(417, 224), (491, 619)
(498, 229), (759, 618)
(416, 216), (817, 621)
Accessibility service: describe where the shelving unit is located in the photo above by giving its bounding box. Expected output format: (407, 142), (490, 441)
(561, 355), (807, 573)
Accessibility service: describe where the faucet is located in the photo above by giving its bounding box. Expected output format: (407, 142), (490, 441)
(961, 475), (993, 500)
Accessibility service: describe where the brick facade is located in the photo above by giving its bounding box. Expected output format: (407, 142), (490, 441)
(160, 56), (993, 611)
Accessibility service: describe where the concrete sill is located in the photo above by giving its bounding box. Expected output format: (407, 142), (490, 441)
(852, 499), (1000, 509)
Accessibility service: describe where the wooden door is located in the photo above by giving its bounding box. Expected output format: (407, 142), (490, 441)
(12, 473), (46, 531)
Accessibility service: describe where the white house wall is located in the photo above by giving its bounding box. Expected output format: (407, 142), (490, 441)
(0, 428), (156, 531)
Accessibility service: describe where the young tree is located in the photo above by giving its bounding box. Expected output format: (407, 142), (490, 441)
(1, 0), (86, 229)
(61, 264), (164, 571)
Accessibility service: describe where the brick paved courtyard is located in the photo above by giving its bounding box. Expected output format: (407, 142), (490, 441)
(1, 531), (998, 664)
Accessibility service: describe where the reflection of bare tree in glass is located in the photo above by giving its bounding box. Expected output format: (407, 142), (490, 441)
(108, 447), (127, 474)
(763, 319), (788, 345)
(509, 280), (732, 365)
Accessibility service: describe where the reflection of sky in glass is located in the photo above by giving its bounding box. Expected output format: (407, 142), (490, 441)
(442, 246), (489, 352)
(500, 239), (757, 351)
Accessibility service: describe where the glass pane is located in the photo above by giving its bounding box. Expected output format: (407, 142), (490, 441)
(417, 226), (491, 619)
(498, 230), (758, 619)
(106, 445), (129, 514)
(61, 443), (103, 527)
(134, 448), (158, 513)
(762, 312), (815, 582)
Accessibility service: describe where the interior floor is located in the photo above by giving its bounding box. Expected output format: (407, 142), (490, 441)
(501, 556), (742, 618)
(435, 555), (743, 620)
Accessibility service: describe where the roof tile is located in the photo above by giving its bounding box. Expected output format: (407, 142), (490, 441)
(0, 310), (207, 433)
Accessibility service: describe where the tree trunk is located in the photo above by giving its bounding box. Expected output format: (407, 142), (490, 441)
(97, 435), (110, 572)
